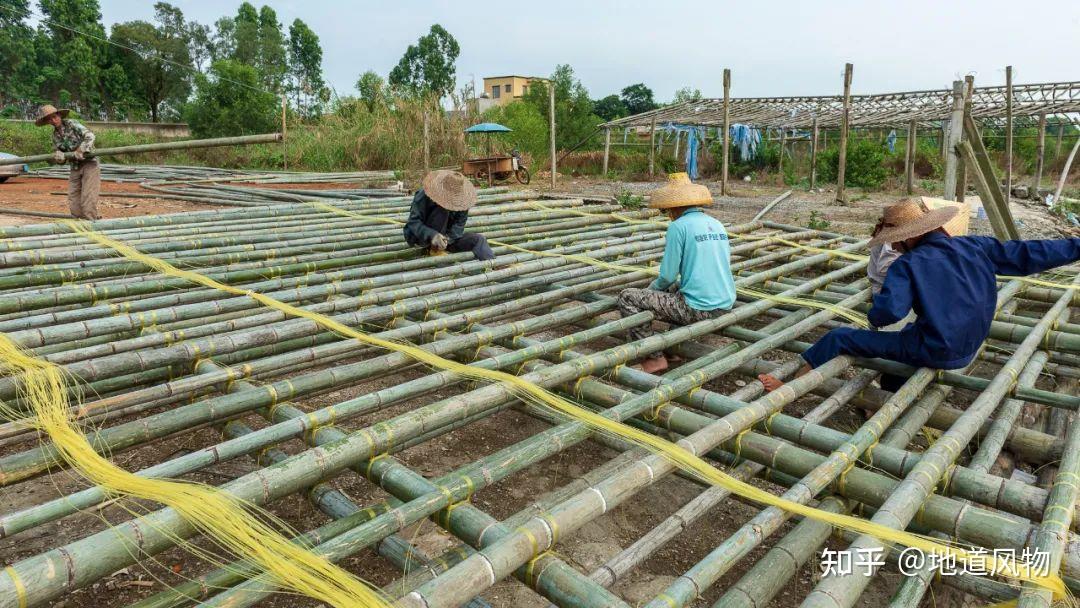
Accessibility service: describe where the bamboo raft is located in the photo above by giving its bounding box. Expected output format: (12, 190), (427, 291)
(0, 182), (1077, 608)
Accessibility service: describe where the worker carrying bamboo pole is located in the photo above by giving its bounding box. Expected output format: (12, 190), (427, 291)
(617, 175), (736, 374)
(35, 105), (100, 220)
(759, 199), (1080, 393)
(404, 170), (494, 261)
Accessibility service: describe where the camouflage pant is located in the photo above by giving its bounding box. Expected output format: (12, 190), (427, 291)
(617, 287), (727, 359)
(68, 158), (100, 221)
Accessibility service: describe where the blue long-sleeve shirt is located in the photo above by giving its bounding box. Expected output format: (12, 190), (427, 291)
(869, 231), (1080, 368)
(403, 190), (468, 246)
(650, 207), (736, 311)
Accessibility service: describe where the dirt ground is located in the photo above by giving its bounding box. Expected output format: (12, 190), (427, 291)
(1, 173), (1065, 608)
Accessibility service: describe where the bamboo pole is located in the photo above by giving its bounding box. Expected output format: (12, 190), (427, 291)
(943, 81), (965, 200)
(1033, 112), (1047, 199)
(648, 114), (657, 178)
(809, 115), (819, 191)
(835, 63), (852, 204)
(904, 119), (916, 195)
(0, 133), (283, 166)
(1005, 65), (1014, 199)
(721, 68), (731, 195)
(958, 75), (974, 202)
(602, 127), (611, 176)
(549, 85), (557, 189)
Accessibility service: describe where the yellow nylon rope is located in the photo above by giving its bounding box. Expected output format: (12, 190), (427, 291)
(0, 331), (392, 608)
(42, 218), (1065, 599)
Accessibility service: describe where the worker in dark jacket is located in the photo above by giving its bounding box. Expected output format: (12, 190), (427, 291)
(759, 199), (1080, 393)
(403, 170), (494, 261)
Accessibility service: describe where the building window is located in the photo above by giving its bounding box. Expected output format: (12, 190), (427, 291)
(492, 85), (500, 99)
(522, 85), (529, 95)
(504, 84), (511, 93)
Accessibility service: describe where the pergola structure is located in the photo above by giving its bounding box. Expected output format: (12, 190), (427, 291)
(598, 66), (1080, 203)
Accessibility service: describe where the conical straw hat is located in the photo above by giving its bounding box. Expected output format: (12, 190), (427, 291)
(920, 196), (970, 237)
(422, 170), (478, 211)
(869, 199), (959, 246)
(649, 180), (713, 209)
(34, 105), (69, 126)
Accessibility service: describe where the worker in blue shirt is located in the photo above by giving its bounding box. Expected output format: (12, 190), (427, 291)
(759, 199), (1080, 393)
(617, 177), (737, 373)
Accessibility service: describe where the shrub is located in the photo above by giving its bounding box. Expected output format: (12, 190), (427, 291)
(816, 139), (889, 188)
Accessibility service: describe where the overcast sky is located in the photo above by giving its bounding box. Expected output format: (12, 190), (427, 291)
(90, 0), (1080, 100)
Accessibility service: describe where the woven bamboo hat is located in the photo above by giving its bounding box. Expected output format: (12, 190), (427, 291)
(869, 199), (959, 246)
(649, 174), (713, 209)
(422, 170), (478, 211)
(34, 105), (69, 126)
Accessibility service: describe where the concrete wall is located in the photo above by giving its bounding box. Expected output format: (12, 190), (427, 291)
(481, 76), (547, 107)
(3, 119), (191, 138)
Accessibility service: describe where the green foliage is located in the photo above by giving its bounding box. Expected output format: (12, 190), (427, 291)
(186, 60), (277, 137)
(620, 83), (656, 115)
(479, 101), (548, 160)
(287, 19), (328, 116)
(109, 12), (193, 122)
(806, 210), (831, 230)
(355, 70), (387, 111)
(388, 24), (460, 99)
(816, 139), (890, 188)
(522, 65), (601, 151)
(615, 189), (645, 209)
(0, 0), (39, 108)
(37, 0), (110, 114)
(672, 87), (702, 104)
(256, 6), (287, 91)
(230, 3), (259, 65)
(593, 94), (627, 121)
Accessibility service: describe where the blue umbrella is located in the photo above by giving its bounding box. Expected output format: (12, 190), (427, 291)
(465, 123), (512, 133)
(465, 123), (512, 155)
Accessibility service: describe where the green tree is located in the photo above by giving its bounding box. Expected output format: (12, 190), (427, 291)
(186, 59), (278, 137)
(480, 101), (548, 159)
(37, 0), (109, 115)
(523, 64), (600, 150)
(153, 2), (211, 72)
(287, 19), (327, 116)
(355, 70), (387, 111)
(257, 6), (287, 91)
(672, 86), (702, 104)
(230, 3), (259, 65)
(592, 94), (626, 121)
(388, 24), (459, 99)
(109, 15), (192, 122)
(0, 0), (40, 110)
(620, 83), (656, 115)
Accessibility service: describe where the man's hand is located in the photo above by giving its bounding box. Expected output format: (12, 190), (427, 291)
(430, 233), (449, 251)
(52, 150), (66, 164)
(72, 149), (85, 161)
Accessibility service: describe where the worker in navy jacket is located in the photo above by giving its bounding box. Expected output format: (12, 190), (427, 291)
(759, 199), (1080, 393)
(403, 170), (494, 261)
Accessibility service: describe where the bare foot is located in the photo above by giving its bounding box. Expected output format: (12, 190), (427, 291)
(758, 373), (784, 392)
(639, 356), (669, 374)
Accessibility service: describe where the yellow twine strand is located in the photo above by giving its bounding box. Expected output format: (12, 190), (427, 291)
(50, 219), (1066, 599)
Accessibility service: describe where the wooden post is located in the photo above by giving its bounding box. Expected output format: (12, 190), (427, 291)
(1056, 122), (1065, 158)
(549, 84), (556, 189)
(602, 127), (611, 176)
(1004, 65), (1013, 200)
(281, 95), (287, 170)
(942, 81), (965, 200)
(721, 68), (731, 195)
(957, 75), (974, 202)
(940, 124), (947, 160)
(673, 130), (681, 162)
(809, 116), (819, 190)
(648, 114), (657, 178)
(905, 119), (916, 195)
(422, 110), (431, 172)
(778, 128), (786, 181)
(835, 62), (853, 204)
(1033, 112), (1047, 200)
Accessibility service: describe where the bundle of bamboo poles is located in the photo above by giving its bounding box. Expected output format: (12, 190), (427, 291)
(0, 178), (1077, 608)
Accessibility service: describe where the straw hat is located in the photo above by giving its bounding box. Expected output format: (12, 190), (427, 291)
(422, 170), (478, 211)
(34, 105), (69, 126)
(920, 196), (971, 237)
(869, 199), (959, 246)
(649, 178), (713, 210)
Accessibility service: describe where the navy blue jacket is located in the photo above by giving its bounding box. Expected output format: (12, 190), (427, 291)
(870, 232), (1080, 369)
(403, 190), (468, 247)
